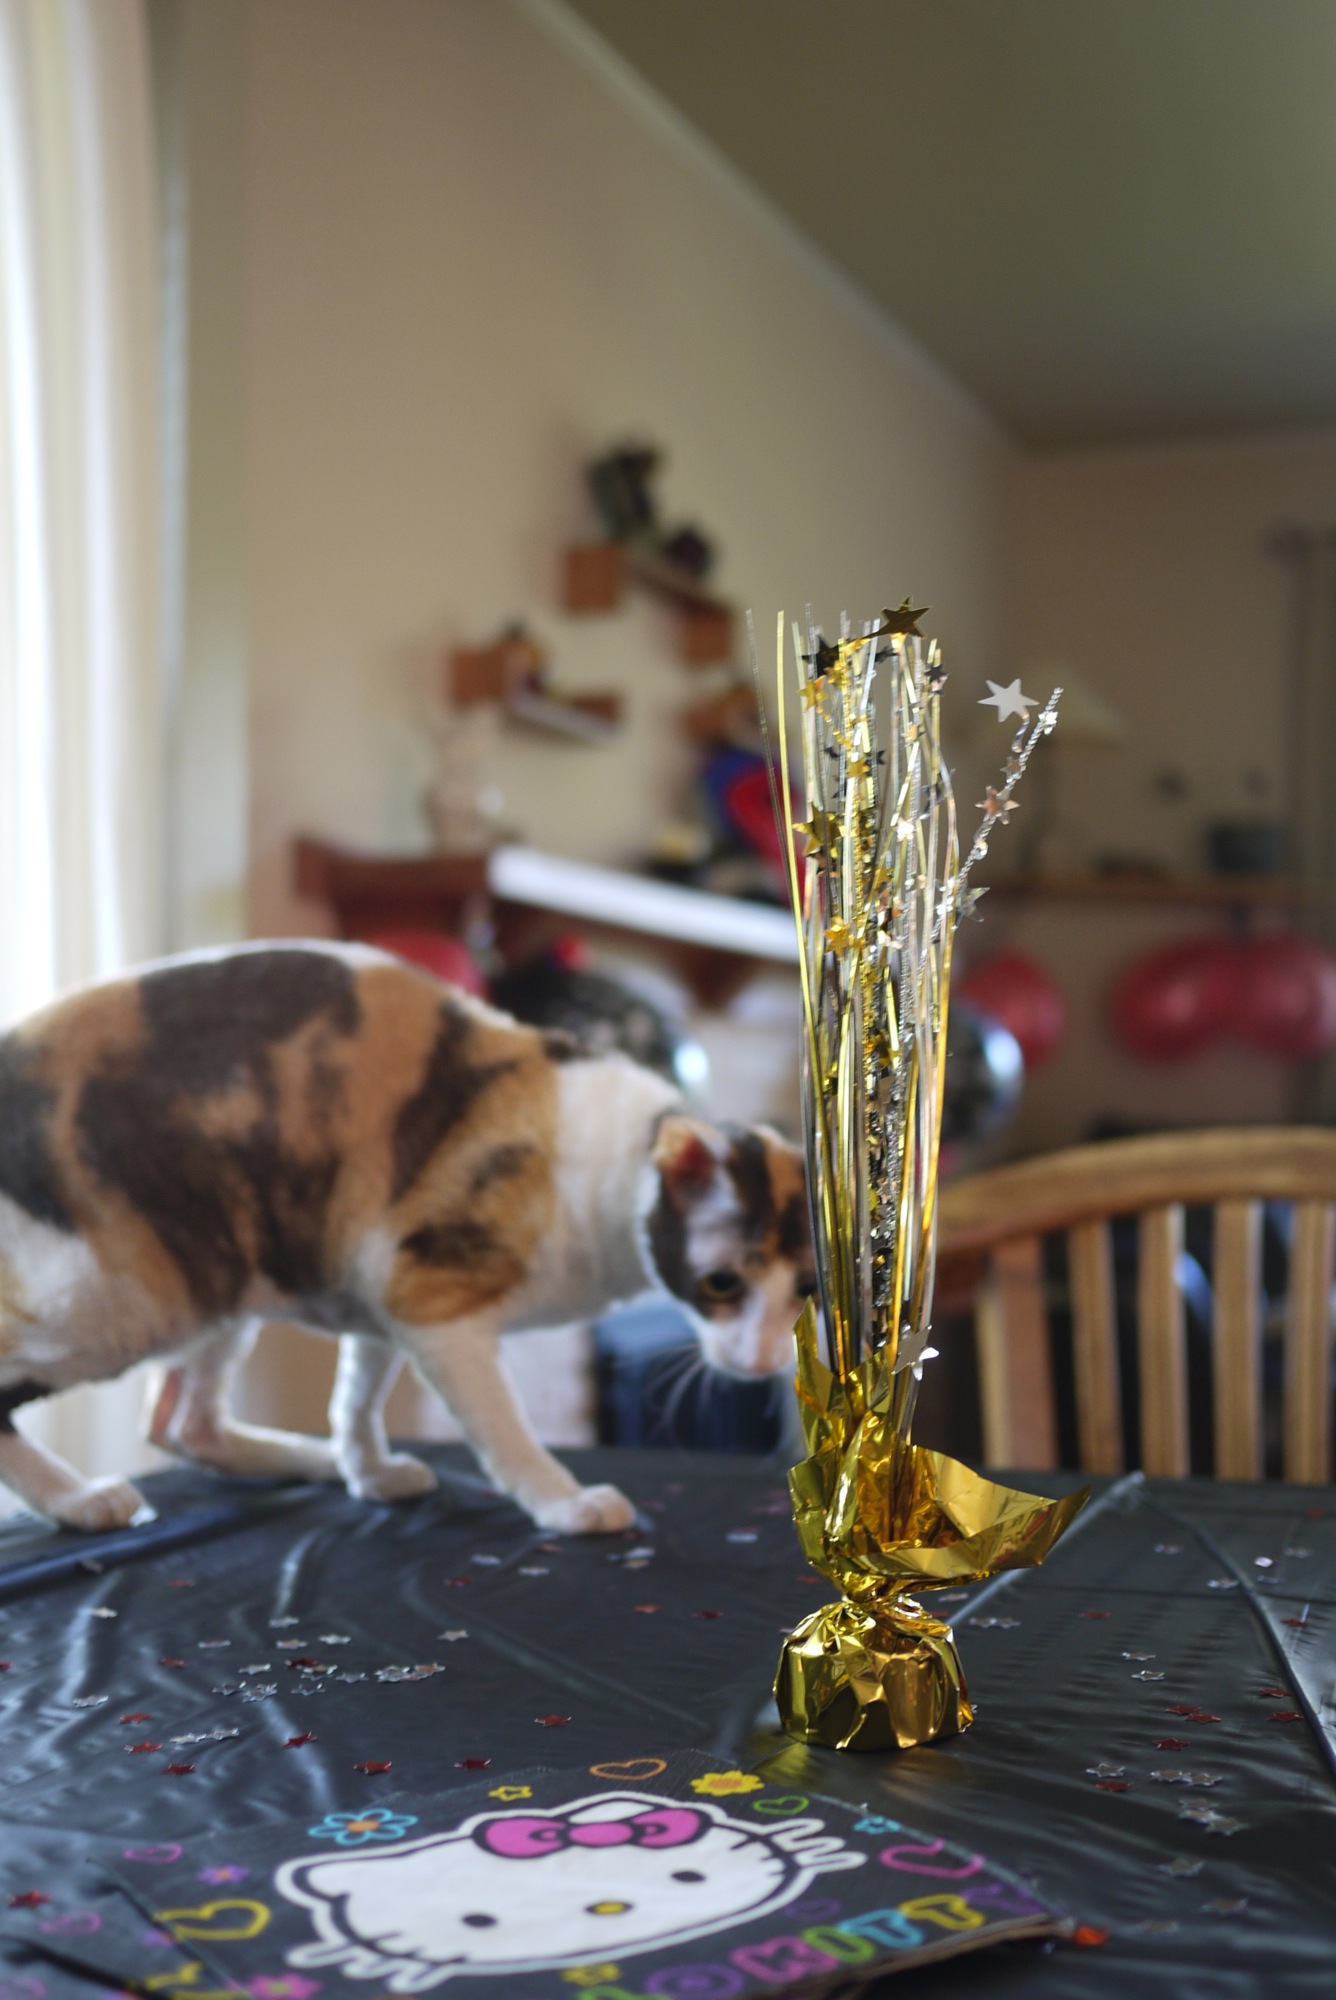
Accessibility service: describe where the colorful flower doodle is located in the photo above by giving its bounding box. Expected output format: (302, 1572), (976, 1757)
(306, 1810), (419, 1847)
(689, 1772), (763, 1798)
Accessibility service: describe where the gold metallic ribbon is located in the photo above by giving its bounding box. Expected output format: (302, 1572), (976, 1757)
(775, 1311), (1088, 1750)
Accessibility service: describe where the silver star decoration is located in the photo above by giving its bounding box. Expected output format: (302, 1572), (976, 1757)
(892, 1324), (939, 1379)
(979, 678), (1036, 723)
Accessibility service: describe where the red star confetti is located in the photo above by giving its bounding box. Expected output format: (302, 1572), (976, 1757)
(1270, 1711), (1303, 1723)
(120, 1713), (152, 1724)
(535, 1715), (570, 1727)
(694, 1610), (722, 1620)
(1095, 1779), (1130, 1792)
(1073, 1926), (1110, 1948)
(163, 1762), (196, 1775)
(354, 1760), (392, 1775)
(1187, 1711), (1221, 1724)
(455, 1757), (490, 1770)
(633, 1605), (660, 1615)
(1156, 1738), (1188, 1750)
(1282, 1615), (1312, 1628)
(1079, 1611), (1110, 1621)
(285, 1733), (317, 1748)
(1257, 1686), (1289, 1698)
(159, 1658), (185, 1669)
(8, 1893), (50, 1909)
(287, 1657), (322, 1669)
(1166, 1704), (1195, 1716)
(127, 1742), (162, 1755)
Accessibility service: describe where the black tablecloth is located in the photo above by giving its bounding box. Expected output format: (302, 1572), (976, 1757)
(0, 1447), (1331, 1999)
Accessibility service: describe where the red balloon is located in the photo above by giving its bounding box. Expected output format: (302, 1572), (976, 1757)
(358, 927), (487, 996)
(1109, 937), (1238, 1062)
(957, 951), (1066, 1069)
(1235, 934), (1336, 1058)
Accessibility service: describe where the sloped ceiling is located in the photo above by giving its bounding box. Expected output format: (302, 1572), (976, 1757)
(562, 0), (1336, 447)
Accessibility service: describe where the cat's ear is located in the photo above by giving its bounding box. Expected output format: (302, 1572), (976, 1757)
(651, 1115), (726, 1201)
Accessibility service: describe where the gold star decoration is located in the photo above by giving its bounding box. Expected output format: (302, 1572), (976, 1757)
(799, 674), (826, 711)
(795, 809), (840, 858)
(880, 599), (929, 638)
(803, 636), (840, 675)
(824, 918), (859, 955)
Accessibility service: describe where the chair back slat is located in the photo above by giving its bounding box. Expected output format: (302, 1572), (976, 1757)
(1284, 1201), (1335, 1483)
(1212, 1199), (1262, 1478)
(1066, 1219), (1123, 1473)
(975, 1235), (1057, 1471)
(939, 1130), (1336, 1484)
(1137, 1204), (1189, 1476)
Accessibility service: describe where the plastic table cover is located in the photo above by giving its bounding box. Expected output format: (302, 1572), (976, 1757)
(0, 1446), (1328, 2000)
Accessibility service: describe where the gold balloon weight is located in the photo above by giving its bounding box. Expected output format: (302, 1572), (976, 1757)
(762, 606), (1085, 1751)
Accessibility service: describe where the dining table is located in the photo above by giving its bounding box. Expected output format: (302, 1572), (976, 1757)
(0, 1443), (1329, 1999)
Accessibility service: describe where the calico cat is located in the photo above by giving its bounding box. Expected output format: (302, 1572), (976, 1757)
(0, 943), (812, 1533)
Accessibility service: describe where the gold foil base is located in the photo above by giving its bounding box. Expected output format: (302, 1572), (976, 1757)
(775, 1315), (1089, 1751)
(776, 1594), (973, 1752)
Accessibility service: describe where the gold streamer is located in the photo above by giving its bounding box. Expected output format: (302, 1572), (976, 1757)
(770, 610), (1082, 1751)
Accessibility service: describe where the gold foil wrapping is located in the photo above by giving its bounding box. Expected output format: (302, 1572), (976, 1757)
(775, 1312), (1088, 1749)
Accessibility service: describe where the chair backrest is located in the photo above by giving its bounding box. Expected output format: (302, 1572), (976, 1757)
(936, 1128), (1336, 1482)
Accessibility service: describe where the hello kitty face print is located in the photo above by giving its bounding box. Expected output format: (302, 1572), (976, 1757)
(275, 1791), (865, 1991)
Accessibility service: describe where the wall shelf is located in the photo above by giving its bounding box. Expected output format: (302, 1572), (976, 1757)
(982, 870), (1308, 912)
(294, 837), (793, 1008)
(563, 540), (734, 664)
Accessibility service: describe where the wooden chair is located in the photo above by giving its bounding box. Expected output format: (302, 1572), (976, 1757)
(936, 1128), (1336, 1482)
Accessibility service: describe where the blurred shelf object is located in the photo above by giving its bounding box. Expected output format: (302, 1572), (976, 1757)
(450, 626), (622, 740)
(985, 870), (1309, 911)
(563, 540), (734, 665)
(295, 838), (489, 940)
(293, 837), (796, 1009)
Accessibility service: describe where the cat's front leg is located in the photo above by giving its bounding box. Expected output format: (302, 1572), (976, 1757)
(397, 1313), (634, 1533)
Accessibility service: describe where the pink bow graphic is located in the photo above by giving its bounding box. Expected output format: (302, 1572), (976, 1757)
(479, 1808), (704, 1859)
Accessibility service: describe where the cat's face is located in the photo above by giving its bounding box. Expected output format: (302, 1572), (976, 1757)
(642, 1117), (815, 1378)
(277, 1791), (859, 1990)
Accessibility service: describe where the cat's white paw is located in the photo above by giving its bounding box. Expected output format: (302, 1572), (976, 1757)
(532, 1483), (636, 1535)
(50, 1477), (154, 1533)
(345, 1454), (438, 1504)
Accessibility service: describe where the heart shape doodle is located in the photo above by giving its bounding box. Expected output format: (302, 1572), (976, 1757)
(588, 1757), (667, 1781)
(155, 1899), (272, 1941)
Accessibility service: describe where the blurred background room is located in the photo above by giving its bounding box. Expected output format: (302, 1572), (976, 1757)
(3, 0), (1336, 1498)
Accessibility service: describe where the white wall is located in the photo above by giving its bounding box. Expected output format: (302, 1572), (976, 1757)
(165, 0), (1012, 1438)
(990, 428), (1336, 1152)
(240, 0), (1010, 936)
